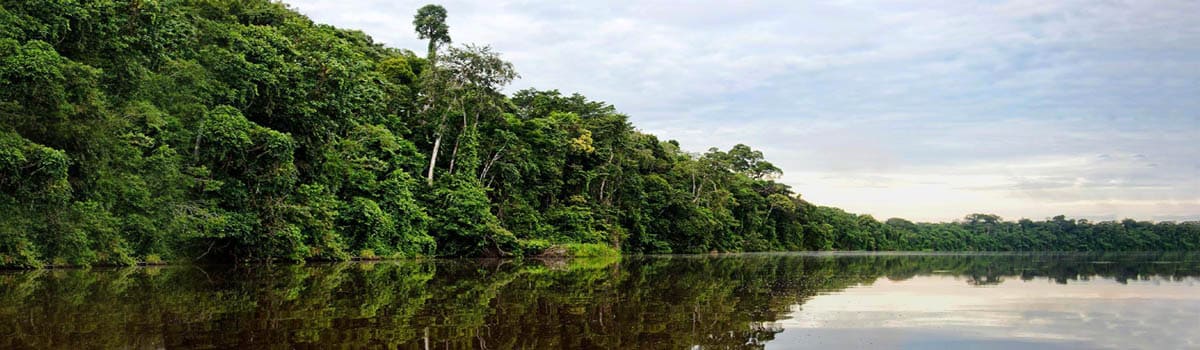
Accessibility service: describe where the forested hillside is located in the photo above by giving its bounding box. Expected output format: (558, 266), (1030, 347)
(1, 1), (1197, 267)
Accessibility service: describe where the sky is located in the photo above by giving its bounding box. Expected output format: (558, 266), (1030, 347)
(285, 0), (1200, 222)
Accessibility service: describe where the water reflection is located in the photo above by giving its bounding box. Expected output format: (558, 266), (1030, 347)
(776, 276), (1200, 349)
(1, 253), (1198, 349)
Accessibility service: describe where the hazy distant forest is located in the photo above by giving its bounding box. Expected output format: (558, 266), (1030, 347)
(1, 1), (1197, 267)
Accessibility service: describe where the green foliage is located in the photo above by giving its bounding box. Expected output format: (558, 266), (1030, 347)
(412, 4), (450, 59)
(560, 243), (619, 258)
(144, 254), (164, 265)
(427, 174), (517, 257)
(0, 1), (1195, 268)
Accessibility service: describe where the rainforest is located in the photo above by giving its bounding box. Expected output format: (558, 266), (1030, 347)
(1, 0), (1198, 268)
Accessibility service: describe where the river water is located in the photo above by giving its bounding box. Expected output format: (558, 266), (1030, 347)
(1, 252), (1197, 349)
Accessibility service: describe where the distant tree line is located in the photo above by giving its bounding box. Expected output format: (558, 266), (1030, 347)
(1, 1), (1196, 267)
(813, 211), (1200, 252)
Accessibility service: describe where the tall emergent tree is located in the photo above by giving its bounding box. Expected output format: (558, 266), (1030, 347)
(413, 4), (453, 185)
(413, 4), (451, 60)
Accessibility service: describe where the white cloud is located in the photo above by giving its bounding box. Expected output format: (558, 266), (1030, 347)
(285, 0), (1200, 221)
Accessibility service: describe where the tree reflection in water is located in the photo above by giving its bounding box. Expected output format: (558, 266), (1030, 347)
(1, 253), (1197, 349)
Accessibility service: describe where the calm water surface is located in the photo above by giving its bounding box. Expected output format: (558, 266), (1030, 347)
(2, 253), (1198, 349)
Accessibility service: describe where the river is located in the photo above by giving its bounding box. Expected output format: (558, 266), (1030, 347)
(2, 252), (1197, 349)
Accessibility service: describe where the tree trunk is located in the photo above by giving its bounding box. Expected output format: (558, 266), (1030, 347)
(447, 134), (460, 175)
(479, 144), (505, 182)
(763, 206), (774, 231)
(426, 133), (442, 185)
(598, 177), (607, 203)
(447, 103), (470, 175)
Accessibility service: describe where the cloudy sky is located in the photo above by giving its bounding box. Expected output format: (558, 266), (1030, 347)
(286, 0), (1200, 222)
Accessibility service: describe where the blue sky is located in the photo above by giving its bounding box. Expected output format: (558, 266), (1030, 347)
(287, 0), (1200, 222)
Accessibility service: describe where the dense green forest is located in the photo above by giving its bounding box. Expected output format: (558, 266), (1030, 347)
(1, 1), (1197, 267)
